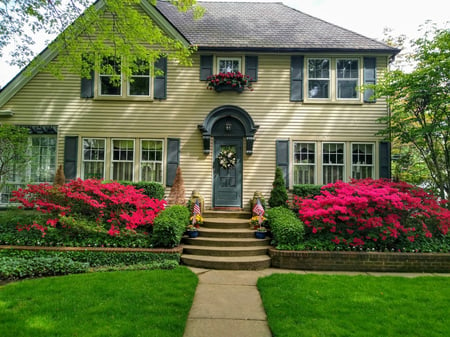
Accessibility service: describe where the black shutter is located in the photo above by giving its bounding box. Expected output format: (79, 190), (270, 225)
(154, 57), (167, 99)
(290, 56), (304, 101)
(80, 54), (95, 98)
(276, 140), (289, 188)
(379, 141), (391, 179)
(200, 55), (213, 80)
(166, 138), (180, 187)
(364, 57), (377, 103)
(64, 136), (78, 180)
(245, 56), (258, 81)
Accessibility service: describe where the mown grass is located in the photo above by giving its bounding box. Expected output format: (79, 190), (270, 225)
(258, 274), (450, 337)
(0, 267), (198, 337)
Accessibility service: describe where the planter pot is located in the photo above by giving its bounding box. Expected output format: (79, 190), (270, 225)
(214, 85), (244, 93)
(187, 231), (199, 238)
(255, 231), (267, 239)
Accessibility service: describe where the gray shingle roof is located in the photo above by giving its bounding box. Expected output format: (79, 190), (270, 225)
(156, 1), (398, 54)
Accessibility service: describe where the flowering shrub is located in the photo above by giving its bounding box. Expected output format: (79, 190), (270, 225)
(294, 179), (450, 251)
(206, 72), (253, 91)
(10, 179), (166, 237)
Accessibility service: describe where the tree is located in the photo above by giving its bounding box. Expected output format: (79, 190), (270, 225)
(371, 24), (449, 200)
(0, 0), (203, 79)
(0, 124), (30, 191)
(268, 167), (288, 208)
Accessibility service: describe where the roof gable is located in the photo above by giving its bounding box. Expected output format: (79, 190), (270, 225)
(156, 1), (398, 53)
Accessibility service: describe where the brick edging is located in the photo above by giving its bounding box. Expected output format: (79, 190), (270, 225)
(0, 245), (183, 254)
(269, 248), (450, 273)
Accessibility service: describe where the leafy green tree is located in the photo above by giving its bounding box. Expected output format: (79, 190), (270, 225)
(0, 0), (203, 79)
(0, 125), (30, 190)
(371, 24), (449, 200)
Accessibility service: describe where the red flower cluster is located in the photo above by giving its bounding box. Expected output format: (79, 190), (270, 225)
(206, 72), (253, 91)
(11, 179), (166, 237)
(294, 179), (449, 249)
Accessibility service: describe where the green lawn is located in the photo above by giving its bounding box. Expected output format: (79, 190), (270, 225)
(0, 267), (198, 337)
(258, 274), (450, 337)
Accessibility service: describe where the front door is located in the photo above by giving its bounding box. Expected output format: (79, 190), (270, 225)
(213, 137), (243, 207)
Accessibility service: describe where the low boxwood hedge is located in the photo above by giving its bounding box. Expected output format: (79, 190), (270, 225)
(151, 205), (190, 248)
(265, 206), (305, 249)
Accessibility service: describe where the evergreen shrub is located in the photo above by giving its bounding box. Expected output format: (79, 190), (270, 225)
(152, 205), (190, 248)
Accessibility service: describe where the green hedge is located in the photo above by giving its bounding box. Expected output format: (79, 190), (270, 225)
(293, 184), (323, 198)
(152, 205), (190, 248)
(266, 206), (304, 249)
(115, 181), (165, 199)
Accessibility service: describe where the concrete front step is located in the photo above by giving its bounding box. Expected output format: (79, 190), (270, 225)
(180, 254), (271, 270)
(182, 245), (269, 257)
(202, 217), (250, 229)
(183, 236), (271, 247)
(199, 227), (255, 238)
(203, 210), (251, 219)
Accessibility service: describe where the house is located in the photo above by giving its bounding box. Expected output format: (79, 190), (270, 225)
(0, 1), (399, 209)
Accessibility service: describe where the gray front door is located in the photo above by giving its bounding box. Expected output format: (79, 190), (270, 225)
(213, 137), (243, 207)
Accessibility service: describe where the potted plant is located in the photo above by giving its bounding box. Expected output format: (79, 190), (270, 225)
(206, 72), (253, 92)
(186, 224), (199, 238)
(250, 215), (268, 239)
(255, 226), (267, 239)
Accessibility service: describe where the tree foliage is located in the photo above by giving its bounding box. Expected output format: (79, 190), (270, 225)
(372, 25), (450, 200)
(0, 0), (203, 79)
(0, 124), (30, 189)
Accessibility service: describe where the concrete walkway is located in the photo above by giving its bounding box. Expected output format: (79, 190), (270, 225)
(183, 268), (450, 337)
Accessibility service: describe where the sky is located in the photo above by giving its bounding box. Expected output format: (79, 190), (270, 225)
(0, 0), (448, 87)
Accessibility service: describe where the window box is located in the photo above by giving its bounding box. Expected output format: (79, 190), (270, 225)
(206, 72), (253, 92)
(214, 85), (244, 93)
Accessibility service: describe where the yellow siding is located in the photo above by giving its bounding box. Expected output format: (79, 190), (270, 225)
(1, 53), (390, 209)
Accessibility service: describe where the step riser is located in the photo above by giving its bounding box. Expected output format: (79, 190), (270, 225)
(202, 222), (250, 229)
(181, 257), (271, 270)
(183, 238), (270, 247)
(198, 231), (256, 239)
(203, 211), (251, 219)
(183, 247), (269, 257)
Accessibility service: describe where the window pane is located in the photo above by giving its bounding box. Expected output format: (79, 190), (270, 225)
(352, 143), (374, 179)
(141, 140), (163, 183)
(294, 142), (315, 184)
(323, 143), (344, 184)
(129, 77), (150, 96)
(100, 56), (121, 96)
(83, 138), (105, 179)
(218, 59), (240, 73)
(308, 80), (329, 98)
(308, 59), (330, 98)
(112, 139), (134, 181)
(337, 59), (359, 99)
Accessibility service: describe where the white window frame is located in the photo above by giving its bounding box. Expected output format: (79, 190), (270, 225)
(307, 58), (330, 99)
(351, 143), (375, 179)
(140, 139), (164, 183)
(99, 56), (122, 96)
(127, 60), (151, 97)
(82, 138), (106, 180)
(293, 142), (316, 184)
(336, 58), (360, 100)
(111, 139), (135, 181)
(322, 142), (345, 184)
(217, 57), (242, 73)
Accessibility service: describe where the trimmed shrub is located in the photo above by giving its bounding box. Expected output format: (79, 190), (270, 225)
(266, 206), (304, 249)
(293, 184), (323, 198)
(117, 181), (165, 200)
(268, 167), (289, 208)
(152, 205), (190, 248)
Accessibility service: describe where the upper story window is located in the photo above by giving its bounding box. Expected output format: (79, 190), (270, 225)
(218, 58), (241, 73)
(308, 58), (330, 99)
(128, 60), (151, 96)
(100, 56), (122, 96)
(337, 59), (359, 99)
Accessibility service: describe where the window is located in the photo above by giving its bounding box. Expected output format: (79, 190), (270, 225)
(128, 60), (151, 96)
(323, 143), (345, 184)
(112, 139), (134, 181)
(337, 59), (359, 99)
(99, 56), (122, 96)
(1, 135), (57, 204)
(308, 58), (330, 98)
(140, 140), (163, 183)
(82, 138), (105, 179)
(352, 143), (374, 179)
(294, 142), (316, 184)
(218, 58), (241, 73)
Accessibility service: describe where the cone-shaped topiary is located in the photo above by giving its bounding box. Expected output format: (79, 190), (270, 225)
(268, 167), (288, 208)
(167, 166), (186, 206)
(53, 164), (66, 187)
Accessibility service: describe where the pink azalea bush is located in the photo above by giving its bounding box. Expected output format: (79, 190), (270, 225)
(11, 179), (166, 237)
(294, 179), (450, 251)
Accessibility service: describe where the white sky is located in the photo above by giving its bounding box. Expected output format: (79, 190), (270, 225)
(0, 0), (448, 87)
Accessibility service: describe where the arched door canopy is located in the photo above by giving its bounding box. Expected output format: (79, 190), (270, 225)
(198, 105), (259, 154)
